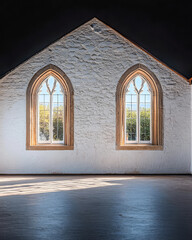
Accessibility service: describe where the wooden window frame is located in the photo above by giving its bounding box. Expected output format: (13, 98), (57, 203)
(116, 64), (163, 150)
(26, 64), (74, 150)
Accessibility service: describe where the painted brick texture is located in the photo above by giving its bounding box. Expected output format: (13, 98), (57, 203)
(0, 18), (191, 173)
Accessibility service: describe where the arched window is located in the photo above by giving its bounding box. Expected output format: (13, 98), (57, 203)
(26, 64), (74, 150)
(125, 75), (152, 143)
(38, 76), (64, 144)
(116, 64), (163, 150)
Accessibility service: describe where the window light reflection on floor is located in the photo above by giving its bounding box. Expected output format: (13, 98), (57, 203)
(0, 177), (36, 182)
(0, 177), (135, 197)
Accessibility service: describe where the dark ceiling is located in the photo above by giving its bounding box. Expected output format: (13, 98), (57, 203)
(0, 0), (191, 79)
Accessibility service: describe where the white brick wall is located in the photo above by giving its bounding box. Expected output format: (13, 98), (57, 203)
(0, 18), (190, 174)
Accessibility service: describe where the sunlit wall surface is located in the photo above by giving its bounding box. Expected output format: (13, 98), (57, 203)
(0, 19), (190, 174)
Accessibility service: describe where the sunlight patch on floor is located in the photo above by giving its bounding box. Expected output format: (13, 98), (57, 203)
(0, 177), (36, 182)
(0, 177), (134, 197)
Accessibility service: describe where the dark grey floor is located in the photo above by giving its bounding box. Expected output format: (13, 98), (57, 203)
(0, 175), (192, 240)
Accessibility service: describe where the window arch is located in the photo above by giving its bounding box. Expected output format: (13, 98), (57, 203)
(26, 64), (74, 150)
(116, 64), (163, 150)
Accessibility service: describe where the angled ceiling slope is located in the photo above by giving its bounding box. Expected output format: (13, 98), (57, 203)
(1, 18), (190, 83)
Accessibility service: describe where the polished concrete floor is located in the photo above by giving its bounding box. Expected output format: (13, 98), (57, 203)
(0, 175), (192, 240)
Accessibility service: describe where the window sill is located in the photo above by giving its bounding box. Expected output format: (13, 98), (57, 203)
(116, 144), (163, 150)
(26, 145), (74, 150)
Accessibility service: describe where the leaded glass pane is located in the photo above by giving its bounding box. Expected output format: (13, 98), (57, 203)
(134, 76), (143, 92)
(140, 81), (151, 142)
(38, 81), (50, 142)
(47, 76), (56, 92)
(52, 81), (64, 142)
(125, 82), (137, 142)
(125, 75), (151, 143)
(53, 111), (64, 141)
(37, 76), (64, 144)
(39, 111), (50, 141)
